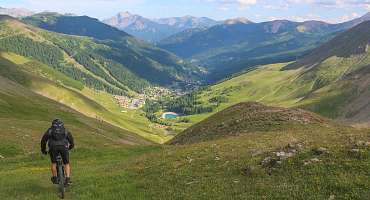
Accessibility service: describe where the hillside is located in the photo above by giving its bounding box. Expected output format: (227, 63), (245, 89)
(0, 49), (172, 142)
(0, 54), (151, 149)
(0, 15), (147, 94)
(164, 20), (370, 129)
(22, 13), (203, 86)
(283, 20), (370, 124)
(158, 12), (370, 82)
(103, 11), (218, 42)
(169, 102), (329, 145)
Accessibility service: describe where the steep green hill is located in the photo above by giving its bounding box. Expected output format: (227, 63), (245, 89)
(0, 50), (171, 142)
(22, 13), (203, 86)
(0, 55), (152, 151)
(0, 15), (147, 95)
(283, 21), (370, 124)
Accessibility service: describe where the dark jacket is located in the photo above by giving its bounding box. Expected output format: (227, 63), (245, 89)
(41, 128), (74, 152)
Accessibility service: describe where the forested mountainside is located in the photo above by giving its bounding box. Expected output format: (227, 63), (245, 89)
(22, 13), (203, 87)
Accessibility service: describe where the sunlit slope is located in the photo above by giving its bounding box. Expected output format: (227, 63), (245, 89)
(182, 63), (309, 123)
(169, 102), (330, 145)
(0, 52), (170, 142)
(283, 21), (370, 124)
(0, 61), (156, 199)
(0, 63), (152, 154)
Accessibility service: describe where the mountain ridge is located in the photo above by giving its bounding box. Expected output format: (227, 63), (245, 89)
(158, 12), (370, 83)
(103, 11), (219, 42)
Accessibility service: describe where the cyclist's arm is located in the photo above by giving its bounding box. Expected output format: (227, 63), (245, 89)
(67, 131), (74, 150)
(40, 130), (50, 153)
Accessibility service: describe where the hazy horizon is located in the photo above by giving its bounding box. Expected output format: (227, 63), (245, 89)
(1, 0), (370, 23)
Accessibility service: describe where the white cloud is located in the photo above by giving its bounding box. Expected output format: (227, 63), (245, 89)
(204, 0), (258, 8)
(287, 0), (370, 7)
(237, 0), (258, 6)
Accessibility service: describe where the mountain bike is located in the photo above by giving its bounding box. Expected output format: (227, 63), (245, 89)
(56, 154), (66, 199)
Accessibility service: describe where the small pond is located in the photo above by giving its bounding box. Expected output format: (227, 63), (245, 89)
(162, 112), (179, 119)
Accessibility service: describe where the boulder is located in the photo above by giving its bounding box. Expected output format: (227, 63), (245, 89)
(242, 166), (254, 176)
(365, 142), (370, 147)
(312, 147), (329, 155)
(310, 158), (321, 162)
(261, 156), (278, 168)
(350, 148), (360, 153)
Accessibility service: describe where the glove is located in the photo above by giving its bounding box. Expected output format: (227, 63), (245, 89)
(41, 149), (47, 155)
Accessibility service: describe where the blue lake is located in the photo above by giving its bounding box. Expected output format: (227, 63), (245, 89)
(164, 113), (178, 119)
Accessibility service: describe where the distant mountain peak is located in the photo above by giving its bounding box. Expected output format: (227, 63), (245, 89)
(0, 7), (33, 18)
(224, 17), (253, 25)
(104, 12), (219, 42)
(118, 11), (135, 18)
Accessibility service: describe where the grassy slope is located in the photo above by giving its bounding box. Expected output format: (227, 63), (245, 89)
(176, 63), (310, 126)
(169, 102), (330, 145)
(1, 109), (369, 199)
(182, 60), (369, 128)
(0, 62), (152, 152)
(0, 52), (171, 143)
(0, 72), (158, 199)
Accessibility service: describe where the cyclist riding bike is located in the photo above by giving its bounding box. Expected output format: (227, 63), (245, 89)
(41, 119), (74, 185)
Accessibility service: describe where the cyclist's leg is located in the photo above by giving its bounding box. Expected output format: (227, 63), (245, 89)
(64, 164), (71, 178)
(49, 149), (57, 177)
(49, 148), (58, 184)
(51, 164), (57, 177)
(60, 148), (71, 178)
(60, 146), (71, 183)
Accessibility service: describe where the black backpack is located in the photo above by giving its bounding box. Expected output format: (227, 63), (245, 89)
(49, 119), (67, 146)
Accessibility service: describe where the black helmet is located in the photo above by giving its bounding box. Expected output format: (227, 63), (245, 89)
(52, 119), (64, 128)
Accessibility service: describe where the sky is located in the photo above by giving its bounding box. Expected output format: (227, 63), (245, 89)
(1, 0), (370, 23)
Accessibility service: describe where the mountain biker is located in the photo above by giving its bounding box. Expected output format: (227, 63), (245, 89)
(41, 119), (74, 185)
